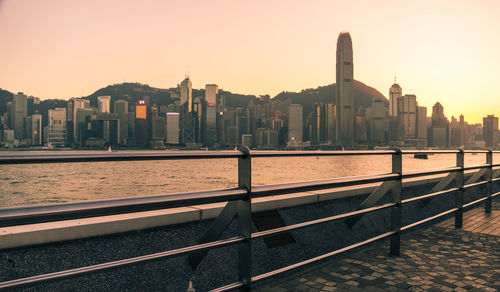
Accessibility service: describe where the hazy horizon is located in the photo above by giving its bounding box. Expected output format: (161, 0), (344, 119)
(1, 0), (499, 124)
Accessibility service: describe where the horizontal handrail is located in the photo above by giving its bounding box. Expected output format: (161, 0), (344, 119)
(251, 150), (397, 157)
(251, 173), (398, 197)
(0, 236), (245, 290)
(401, 149), (460, 154)
(463, 164), (490, 171)
(402, 167), (461, 179)
(3, 149), (497, 165)
(0, 151), (245, 165)
(463, 197), (489, 208)
(401, 208), (459, 232)
(0, 188), (248, 228)
(463, 150), (490, 153)
(463, 180), (489, 189)
(252, 202), (396, 239)
(401, 188), (459, 204)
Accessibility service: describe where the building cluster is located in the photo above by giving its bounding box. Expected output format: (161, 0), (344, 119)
(301, 32), (499, 149)
(0, 32), (498, 149)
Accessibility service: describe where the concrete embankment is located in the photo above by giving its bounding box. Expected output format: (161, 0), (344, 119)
(1, 175), (497, 291)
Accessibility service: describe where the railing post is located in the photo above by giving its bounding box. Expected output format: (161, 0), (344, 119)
(390, 149), (402, 256)
(485, 150), (493, 214)
(238, 146), (252, 291)
(455, 149), (464, 227)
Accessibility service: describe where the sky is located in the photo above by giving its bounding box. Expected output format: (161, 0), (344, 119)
(0, 0), (499, 124)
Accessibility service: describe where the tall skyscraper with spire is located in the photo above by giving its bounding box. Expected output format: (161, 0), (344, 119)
(389, 78), (402, 117)
(180, 76), (193, 112)
(336, 32), (354, 145)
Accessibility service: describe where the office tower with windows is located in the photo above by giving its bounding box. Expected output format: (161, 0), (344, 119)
(98, 96), (111, 113)
(72, 99), (90, 141)
(13, 92), (27, 140)
(288, 104), (303, 146)
(114, 100), (128, 114)
(166, 112), (180, 144)
(180, 77), (193, 112)
(389, 81), (402, 117)
(48, 108), (67, 147)
(483, 115), (498, 147)
(336, 32), (354, 145)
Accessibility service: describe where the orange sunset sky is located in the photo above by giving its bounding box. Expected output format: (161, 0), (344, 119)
(0, 0), (499, 124)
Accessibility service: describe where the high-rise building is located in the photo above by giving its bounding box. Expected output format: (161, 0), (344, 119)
(114, 100), (128, 114)
(72, 99), (90, 141)
(205, 84), (218, 106)
(152, 116), (166, 142)
(416, 106), (427, 144)
(31, 114), (42, 145)
(180, 77), (193, 112)
(205, 84), (218, 147)
(336, 32), (354, 145)
(288, 104), (303, 145)
(75, 108), (96, 146)
(483, 115), (498, 147)
(430, 102), (449, 148)
(166, 112), (179, 144)
(98, 96), (111, 113)
(389, 81), (402, 117)
(398, 94), (417, 139)
(311, 103), (335, 145)
(135, 100), (148, 146)
(48, 108), (67, 147)
(13, 92), (28, 140)
(371, 99), (386, 143)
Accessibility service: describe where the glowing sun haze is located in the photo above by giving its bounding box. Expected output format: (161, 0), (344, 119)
(1, 0), (499, 124)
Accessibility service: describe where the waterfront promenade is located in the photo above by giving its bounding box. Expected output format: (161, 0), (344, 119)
(258, 201), (500, 292)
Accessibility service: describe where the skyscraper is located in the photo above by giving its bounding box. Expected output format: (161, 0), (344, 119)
(336, 32), (354, 145)
(114, 100), (129, 114)
(13, 92), (27, 140)
(371, 99), (386, 143)
(389, 81), (402, 117)
(398, 94), (417, 139)
(72, 99), (90, 141)
(430, 102), (449, 148)
(48, 108), (67, 147)
(205, 84), (218, 106)
(98, 96), (111, 113)
(483, 115), (498, 147)
(31, 113), (42, 145)
(135, 100), (148, 146)
(180, 77), (193, 112)
(205, 84), (218, 146)
(288, 104), (303, 145)
(166, 112), (180, 144)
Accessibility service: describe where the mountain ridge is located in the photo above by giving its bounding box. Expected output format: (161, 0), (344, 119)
(0, 80), (388, 120)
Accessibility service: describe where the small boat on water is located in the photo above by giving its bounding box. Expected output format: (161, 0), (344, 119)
(414, 153), (428, 159)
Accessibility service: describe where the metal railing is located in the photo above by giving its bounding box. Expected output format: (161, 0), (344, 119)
(0, 149), (499, 291)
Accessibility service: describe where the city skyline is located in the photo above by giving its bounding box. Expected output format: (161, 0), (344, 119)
(1, 0), (499, 124)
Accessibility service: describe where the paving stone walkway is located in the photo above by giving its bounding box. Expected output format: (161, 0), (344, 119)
(258, 206), (500, 291)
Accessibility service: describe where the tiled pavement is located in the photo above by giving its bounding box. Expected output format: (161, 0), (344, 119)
(258, 205), (500, 291)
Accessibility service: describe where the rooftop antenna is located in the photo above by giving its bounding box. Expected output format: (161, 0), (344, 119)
(394, 75), (397, 83)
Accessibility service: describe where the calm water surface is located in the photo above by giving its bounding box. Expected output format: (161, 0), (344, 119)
(0, 150), (496, 207)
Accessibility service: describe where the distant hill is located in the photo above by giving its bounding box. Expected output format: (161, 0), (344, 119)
(1, 80), (387, 119)
(273, 80), (387, 118)
(84, 83), (174, 111)
(0, 89), (14, 114)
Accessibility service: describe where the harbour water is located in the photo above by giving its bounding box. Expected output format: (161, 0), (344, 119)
(0, 151), (495, 208)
